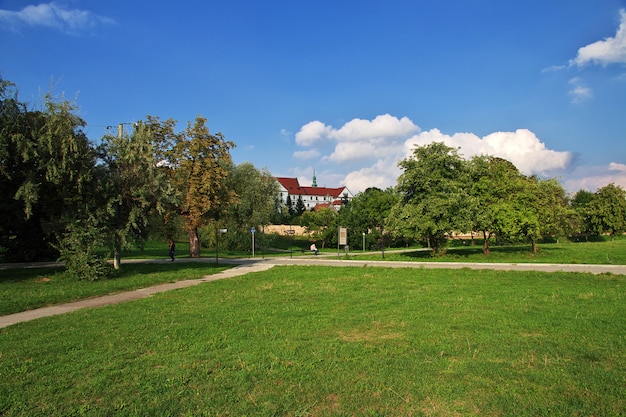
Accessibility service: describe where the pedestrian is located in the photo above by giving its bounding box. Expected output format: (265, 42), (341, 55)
(310, 243), (318, 255)
(169, 239), (176, 261)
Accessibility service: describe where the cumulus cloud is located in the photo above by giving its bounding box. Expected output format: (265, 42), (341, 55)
(295, 114), (420, 162)
(0, 2), (114, 33)
(294, 114), (577, 194)
(294, 120), (334, 147)
(562, 163), (626, 192)
(571, 9), (626, 67)
(405, 128), (573, 176)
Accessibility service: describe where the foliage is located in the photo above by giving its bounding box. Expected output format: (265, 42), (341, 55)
(166, 116), (235, 257)
(388, 142), (471, 254)
(0, 77), (96, 261)
(338, 187), (399, 250)
(54, 218), (111, 281)
(220, 163), (280, 250)
(588, 183), (626, 239)
(96, 123), (176, 268)
(300, 207), (338, 248)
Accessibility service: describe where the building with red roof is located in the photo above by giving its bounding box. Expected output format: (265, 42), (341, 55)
(275, 174), (353, 211)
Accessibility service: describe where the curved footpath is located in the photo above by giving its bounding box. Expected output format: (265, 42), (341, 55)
(2, 257), (625, 329)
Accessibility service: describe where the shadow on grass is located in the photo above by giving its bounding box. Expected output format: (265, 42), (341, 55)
(0, 262), (228, 284)
(399, 244), (567, 260)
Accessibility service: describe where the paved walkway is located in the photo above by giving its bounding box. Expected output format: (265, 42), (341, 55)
(2, 257), (625, 329)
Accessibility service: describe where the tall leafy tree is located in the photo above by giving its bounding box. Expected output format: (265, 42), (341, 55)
(588, 183), (626, 240)
(468, 156), (534, 254)
(96, 122), (176, 268)
(338, 187), (398, 250)
(222, 162), (280, 250)
(0, 78), (96, 261)
(571, 189), (596, 239)
(387, 142), (470, 255)
(300, 207), (338, 249)
(169, 116), (235, 257)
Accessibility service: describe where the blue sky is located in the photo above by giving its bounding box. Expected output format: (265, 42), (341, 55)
(2, 1), (625, 194)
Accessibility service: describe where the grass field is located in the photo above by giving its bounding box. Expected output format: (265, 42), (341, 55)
(352, 236), (626, 265)
(0, 263), (231, 316)
(1, 266), (624, 416)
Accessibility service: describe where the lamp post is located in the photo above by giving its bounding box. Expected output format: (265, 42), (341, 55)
(216, 228), (227, 264)
(362, 232), (366, 252)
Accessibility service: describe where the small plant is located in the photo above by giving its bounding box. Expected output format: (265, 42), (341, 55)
(55, 220), (112, 281)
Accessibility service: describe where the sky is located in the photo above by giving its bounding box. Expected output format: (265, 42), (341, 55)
(1, 0), (625, 195)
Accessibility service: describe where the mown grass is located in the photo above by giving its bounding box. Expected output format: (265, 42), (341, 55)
(0, 263), (231, 316)
(1, 266), (624, 416)
(354, 236), (626, 265)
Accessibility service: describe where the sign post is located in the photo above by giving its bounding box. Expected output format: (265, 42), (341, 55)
(338, 226), (347, 257)
(251, 227), (255, 257)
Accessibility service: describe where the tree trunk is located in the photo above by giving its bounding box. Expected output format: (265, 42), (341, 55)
(482, 231), (491, 256)
(189, 228), (201, 257)
(113, 250), (121, 270)
(531, 239), (538, 254)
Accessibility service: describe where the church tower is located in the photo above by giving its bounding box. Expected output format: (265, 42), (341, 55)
(312, 169), (317, 187)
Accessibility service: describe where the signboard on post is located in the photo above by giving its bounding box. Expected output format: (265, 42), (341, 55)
(338, 227), (347, 246)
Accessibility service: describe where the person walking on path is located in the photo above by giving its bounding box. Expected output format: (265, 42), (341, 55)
(169, 240), (176, 261)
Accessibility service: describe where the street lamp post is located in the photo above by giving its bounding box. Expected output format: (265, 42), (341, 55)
(216, 228), (227, 264)
(362, 232), (366, 251)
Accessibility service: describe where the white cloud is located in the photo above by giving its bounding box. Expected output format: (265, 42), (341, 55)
(332, 114), (419, 142)
(343, 159), (401, 193)
(563, 163), (626, 192)
(609, 162), (626, 172)
(0, 2), (113, 33)
(294, 114), (577, 194)
(293, 149), (320, 160)
(568, 77), (593, 103)
(405, 128), (573, 176)
(572, 9), (626, 67)
(294, 120), (333, 146)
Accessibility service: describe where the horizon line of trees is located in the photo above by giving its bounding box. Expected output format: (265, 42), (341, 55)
(2, 77), (625, 278)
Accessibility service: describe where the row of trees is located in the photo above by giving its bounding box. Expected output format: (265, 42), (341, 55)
(2, 76), (625, 275)
(299, 143), (626, 255)
(0, 78), (279, 278)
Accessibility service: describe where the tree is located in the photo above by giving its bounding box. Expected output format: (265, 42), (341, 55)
(96, 122), (176, 269)
(467, 156), (520, 254)
(295, 195), (306, 216)
(588, 183), (626, 240)
(168, 116), (235, 257)
(338, 187), (398, 250)
(387, 142), (470, 255)
(301, 207), (337, 249)
(0, 77), (97, 261)
(571, 189), (596, 239)
(222, 162), (280, 250)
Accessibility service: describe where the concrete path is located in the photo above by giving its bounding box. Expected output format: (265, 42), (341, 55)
(2, 257), (625, 329)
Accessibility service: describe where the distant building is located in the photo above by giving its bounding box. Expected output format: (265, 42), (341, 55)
(275, 173), (353, 211)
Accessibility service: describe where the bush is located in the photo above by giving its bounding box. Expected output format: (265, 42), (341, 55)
(55, 221), (112, 281)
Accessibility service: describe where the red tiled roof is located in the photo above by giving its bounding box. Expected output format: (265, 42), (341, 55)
(276, 177), (345, 198)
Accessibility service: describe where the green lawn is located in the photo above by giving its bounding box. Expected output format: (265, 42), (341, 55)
(353, 236), (626, 265)
(0, 263), (231, 316)
(1, 266), (624, 416)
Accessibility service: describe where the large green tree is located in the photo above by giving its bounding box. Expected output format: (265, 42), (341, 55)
(168, 116), (235, 257)
(587, 183), (626, 239)
(338, 187), (398, 250)
(0, 78), (96, 261)
(222, 162), (280, 251)
(96, 122), (176, 268)
(387, 142), (471, 255)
